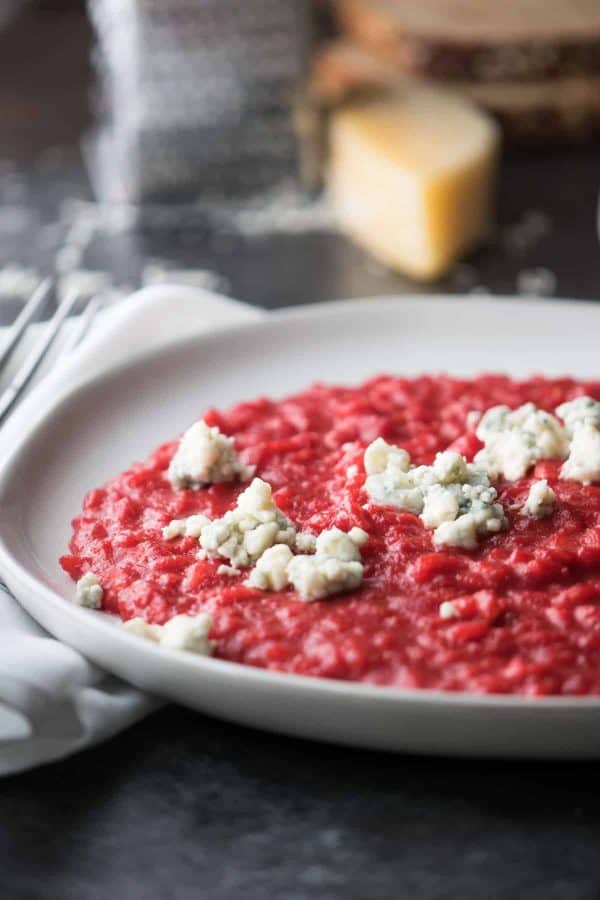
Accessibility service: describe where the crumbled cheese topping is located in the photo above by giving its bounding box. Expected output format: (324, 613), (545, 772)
(522, 479), (556, 518)
(556, 396), (600, 436)
(123, 618), (162, 641)
(364, 438), (421, 510)
(160, 614), (214, 654)
(245, 544), (294, 591)
(439, 601), (458, 619)
(556, 397), (600, 485)
(123, 613), (214, 656)
(420, 484), (460, 528)
(348, 526), (369, 546)
(168, 420), (254, 489)
(295, 531), (317, 553)
(364, 444), (506, 549)
(467, 397), (600, 486)
(474, 403), (568, 481)
(434, 513), (491, 551)
(315, 526), (366, 561)
(162, 513), (211, 540)
(560, 422), (600, 485)
(75, 572), (104, 609)
(286, 526), (368, 601)
(217, 564), (241, 576)
(287, 554), (363, 602)
(245, 525), (368, 601)
(199, 477), (296, 568)
(364, 437), (411, 477)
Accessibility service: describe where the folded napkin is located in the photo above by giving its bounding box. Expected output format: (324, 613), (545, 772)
(0, 285), (262, 776)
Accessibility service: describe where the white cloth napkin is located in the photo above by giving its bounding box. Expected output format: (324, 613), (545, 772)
(0, 285), (262, 776)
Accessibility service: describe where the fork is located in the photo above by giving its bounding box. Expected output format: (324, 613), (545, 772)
(0, 279), (102, 424)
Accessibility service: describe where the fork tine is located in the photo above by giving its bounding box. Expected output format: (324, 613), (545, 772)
(0, 287), (81, 423)
(0, 277), (53, 371)
(58, 296), (103, 357)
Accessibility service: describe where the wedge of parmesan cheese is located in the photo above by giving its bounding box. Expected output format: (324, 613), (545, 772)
(328, 84), (500, 280)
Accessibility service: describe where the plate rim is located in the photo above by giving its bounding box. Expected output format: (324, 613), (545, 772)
(2, 291), (600, 711)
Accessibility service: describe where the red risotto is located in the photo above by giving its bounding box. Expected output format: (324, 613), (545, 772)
(60, 374), (600, 696)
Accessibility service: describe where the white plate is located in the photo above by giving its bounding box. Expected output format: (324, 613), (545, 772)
(2, 294), (600, 759)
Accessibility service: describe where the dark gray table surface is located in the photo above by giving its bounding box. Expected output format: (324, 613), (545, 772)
(2, 6), (600, 900)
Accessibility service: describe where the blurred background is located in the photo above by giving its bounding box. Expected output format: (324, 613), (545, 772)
(0, 0), (599, 318)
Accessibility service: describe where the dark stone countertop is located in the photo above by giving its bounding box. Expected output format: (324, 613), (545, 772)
(4, 705), (600, 900)
(2, 7), (600, 900)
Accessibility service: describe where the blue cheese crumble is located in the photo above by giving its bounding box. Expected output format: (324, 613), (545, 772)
(168, 420), (254, 489)
(364, 443), (506, 550)
(474, 403), (568, 481)
(75, 572), (104, 609)
(245, 526), (368, 601)
(363, 437), (422, 512)
(245, 544), (295, 591)
(439, 600), (458, 619)
(556, 396), (600, 435)
(522, 479), (556, 517)
(124, 613), (214, 655)
(557, 397), (600, 485)
(199, 477), (296, 568)
(162, 513), (211, 540)
(286, 527), (367, 601)
(286, 553), (363, 602)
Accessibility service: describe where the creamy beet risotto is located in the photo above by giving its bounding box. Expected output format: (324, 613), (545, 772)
(61, 374), (600, 696)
